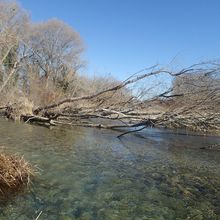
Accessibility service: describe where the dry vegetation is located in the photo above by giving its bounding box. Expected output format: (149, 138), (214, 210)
(0, 0), (219, 135)
(0, 153), (33, 198)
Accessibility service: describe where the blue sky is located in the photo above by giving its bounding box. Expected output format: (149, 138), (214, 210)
(19, 0), (220, 80)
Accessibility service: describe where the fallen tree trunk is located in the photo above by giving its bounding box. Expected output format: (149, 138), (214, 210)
(21, 115), (57, 126)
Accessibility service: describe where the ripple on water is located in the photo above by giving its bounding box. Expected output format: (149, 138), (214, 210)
(0, 119), (219, 219)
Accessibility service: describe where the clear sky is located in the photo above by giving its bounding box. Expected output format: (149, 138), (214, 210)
(18, 0), (220, 80)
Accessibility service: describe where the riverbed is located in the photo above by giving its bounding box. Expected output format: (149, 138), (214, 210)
(0, 119), (219, 219)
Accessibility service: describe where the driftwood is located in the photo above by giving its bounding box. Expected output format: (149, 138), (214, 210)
(200, 143), (220, 150)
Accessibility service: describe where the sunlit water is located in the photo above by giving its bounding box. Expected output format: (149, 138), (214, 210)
(0, 119), (219, 220)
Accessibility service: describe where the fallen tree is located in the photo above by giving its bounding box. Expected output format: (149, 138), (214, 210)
(1, 63), (219, 136)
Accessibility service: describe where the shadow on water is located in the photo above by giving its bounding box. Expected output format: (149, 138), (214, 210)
(0, 119), (219, 219)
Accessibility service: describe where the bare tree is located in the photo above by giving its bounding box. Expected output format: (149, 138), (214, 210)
(172, 64), (220, 113)
(0, 0), (29, 96)
(27, 19), (84, 86)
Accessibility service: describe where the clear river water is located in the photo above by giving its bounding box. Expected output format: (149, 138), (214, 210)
(0, 119), (219, 220)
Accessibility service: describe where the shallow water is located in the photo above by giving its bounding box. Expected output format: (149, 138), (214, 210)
(0, 119), (219, 220)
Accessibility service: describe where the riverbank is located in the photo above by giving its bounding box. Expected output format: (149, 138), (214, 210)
(0, 99), (219, 137)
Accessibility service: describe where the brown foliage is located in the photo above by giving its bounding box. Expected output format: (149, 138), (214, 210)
(0, 153), (33, 197)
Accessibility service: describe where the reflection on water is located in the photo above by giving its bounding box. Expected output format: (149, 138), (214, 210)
(0, 119), (219, 219)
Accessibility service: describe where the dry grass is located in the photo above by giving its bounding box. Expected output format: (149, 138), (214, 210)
(4, 97), (33, 121)
(0, 153), (34, 196)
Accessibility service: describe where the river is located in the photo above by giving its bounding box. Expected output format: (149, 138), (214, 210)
(0, 119), (219, 219)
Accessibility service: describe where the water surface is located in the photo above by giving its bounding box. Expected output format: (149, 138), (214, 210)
(0, 119), (219, 219)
